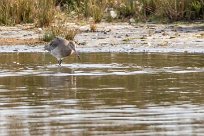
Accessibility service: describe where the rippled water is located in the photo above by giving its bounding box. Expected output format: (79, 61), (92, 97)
(0, 52), (204, 135)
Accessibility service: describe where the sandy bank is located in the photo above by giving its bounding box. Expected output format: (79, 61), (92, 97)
(0, 23), (204, 53)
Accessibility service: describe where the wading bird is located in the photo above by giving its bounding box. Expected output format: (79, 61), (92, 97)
(44, 37), (80, 65)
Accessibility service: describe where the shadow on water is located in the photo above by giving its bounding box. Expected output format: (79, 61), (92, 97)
(0, 52), (204, 135)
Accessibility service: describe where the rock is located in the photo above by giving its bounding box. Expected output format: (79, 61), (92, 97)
(110, 10), (117, 19)
(170, 36), (176, 39)
(129, 18), (135, 24)
(162, 32), (168, 36)
(79, 42), (86, 45)
(38, 28), (43, 32)
(125, 34), (129, 37)
(158, 41), (168, 46)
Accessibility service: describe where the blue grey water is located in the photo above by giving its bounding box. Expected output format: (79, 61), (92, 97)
(0, 52), (203, 135)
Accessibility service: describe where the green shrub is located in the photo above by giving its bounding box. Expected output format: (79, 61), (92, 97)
(42, 31), (56, 42)
(42, 25), (79, 42)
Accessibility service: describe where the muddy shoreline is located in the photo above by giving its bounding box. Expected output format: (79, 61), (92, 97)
(0, 23), (204, 53)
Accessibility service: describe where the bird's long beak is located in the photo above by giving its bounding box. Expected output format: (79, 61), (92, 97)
(70, 41), (81, 60)
(75, 51), (81, 60)
(72, 48), (80, 60)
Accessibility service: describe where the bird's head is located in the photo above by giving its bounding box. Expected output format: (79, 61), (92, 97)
(44, 44), (50, 51)
(69, 41), (81, 60)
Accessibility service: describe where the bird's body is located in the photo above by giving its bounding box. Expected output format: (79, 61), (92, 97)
(45, 37), (80, 65)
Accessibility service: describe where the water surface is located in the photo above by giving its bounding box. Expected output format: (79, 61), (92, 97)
(0, 52), (204, 135)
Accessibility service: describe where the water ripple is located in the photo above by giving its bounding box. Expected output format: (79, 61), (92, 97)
(0, 63), (203, 77)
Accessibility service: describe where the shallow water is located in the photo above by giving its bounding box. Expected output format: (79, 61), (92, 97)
(0, 52), (204, 135)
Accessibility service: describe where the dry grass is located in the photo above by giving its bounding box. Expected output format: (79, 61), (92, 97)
(36, 0), (56, 27)
(64, 0), (204, 22)
(0, 0), (56, 26)
(90, 23), (97, 32)
(153, 0), (204, 21)
(0, 0), (203, 26)
(153, 0), (186, 21)
(0, 0), (34, 25)
(83, 0), (105, 23)
(92, 5), (104, 23)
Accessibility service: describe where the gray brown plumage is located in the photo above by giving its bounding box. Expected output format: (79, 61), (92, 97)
(44, 37), (80, 65)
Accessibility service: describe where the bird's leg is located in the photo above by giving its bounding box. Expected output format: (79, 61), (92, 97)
(58, 59), (62, 66)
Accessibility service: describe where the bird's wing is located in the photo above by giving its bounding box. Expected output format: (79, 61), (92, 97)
(48, 37), (64, 50)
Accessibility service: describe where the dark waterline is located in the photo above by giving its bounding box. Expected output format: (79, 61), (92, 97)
(0, 52), (204, 135)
